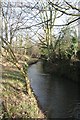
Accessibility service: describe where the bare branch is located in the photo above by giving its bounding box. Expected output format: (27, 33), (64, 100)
(65, 1), (80, 12)
(49, 2), (80, 16)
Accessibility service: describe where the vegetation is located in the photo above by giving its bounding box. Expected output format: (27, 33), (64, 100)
(40, 27), (79, 60)
(1, 60), (45, 119)
(0, 0), (80, 119)
(40, 26), (80, 81)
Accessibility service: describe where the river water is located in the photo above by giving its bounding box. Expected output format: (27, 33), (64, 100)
(28, 62), (80, 118)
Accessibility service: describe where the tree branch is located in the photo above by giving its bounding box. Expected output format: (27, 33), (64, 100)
(49, 2), (80, 16)
(65, 1), (80, 12)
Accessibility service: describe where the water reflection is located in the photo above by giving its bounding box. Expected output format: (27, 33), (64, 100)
(28, 62), (80, 118)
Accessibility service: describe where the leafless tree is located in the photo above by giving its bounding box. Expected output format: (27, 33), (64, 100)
(0, 1), (40, 95)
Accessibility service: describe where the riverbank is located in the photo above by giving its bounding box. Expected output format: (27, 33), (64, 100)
(42, 59), (80, 82)
(27, 61), (80, 119)
(27, 58), (39, 66)
(0, 58), (45, 119)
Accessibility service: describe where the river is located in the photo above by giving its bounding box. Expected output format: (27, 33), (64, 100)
(28, 62), (80, 118)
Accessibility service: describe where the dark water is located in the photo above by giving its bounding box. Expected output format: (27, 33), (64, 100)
(28, 62), (80, 118)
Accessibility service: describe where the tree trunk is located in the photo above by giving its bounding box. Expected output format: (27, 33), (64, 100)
(15, 63), (32, 95)
(25, 76), (32, 96)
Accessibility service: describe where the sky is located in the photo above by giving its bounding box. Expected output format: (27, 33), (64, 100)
(1, 0), (80, 40)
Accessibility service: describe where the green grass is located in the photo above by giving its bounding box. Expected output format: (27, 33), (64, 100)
(1, 65), (45, 119)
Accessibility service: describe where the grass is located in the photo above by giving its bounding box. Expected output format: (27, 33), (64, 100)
(0, 60), (45, 119)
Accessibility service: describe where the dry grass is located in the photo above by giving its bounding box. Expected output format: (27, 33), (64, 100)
(0, 60), (45, 119)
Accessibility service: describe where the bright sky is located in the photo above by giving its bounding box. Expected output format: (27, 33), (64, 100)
(2, 0), (80, 39)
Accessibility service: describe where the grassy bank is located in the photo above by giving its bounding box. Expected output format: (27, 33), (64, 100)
(27, 58), (39, 65)
(0, 58), (45, 119)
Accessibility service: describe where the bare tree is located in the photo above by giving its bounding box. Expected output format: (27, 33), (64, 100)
(0, 1), (38, 95)
(49, 0), (80, 26)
